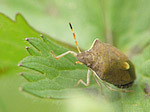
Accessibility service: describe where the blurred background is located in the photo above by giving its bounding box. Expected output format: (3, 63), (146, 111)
(0, 0), (150, 112)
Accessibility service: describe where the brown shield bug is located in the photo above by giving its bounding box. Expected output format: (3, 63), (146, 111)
(51, 23), (136, 93)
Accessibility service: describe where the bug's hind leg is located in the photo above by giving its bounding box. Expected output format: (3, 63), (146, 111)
(75, 68), (90, 87)
(51, 50), (77, 60)
(102, 81), (133, 93)
(91, 71), (133, 93)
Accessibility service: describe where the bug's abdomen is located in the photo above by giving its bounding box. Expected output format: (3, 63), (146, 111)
(114, 81), (134, 88)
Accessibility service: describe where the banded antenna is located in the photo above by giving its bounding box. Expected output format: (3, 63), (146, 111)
(69, 22), (81, 53)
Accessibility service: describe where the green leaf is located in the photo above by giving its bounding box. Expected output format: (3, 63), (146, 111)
(0, 13), (65, 112)
(18, 35), (150, 112)
(16, 0), (150, 111)
(0, 12), (40, 69)
(19, 36), (97, 99)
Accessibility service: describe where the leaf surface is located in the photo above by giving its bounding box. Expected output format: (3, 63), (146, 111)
(0, 0), (150, 111)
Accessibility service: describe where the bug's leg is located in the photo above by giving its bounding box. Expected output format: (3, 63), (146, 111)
(51, 50), (77, 60)
(75, 68), (90, 87)
(92, 73), (104, 95)
(102, 81), (133, 93)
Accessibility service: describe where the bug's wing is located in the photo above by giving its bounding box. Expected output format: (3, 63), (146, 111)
(103, 44), (135, 85)
(126, 60), (136, 80)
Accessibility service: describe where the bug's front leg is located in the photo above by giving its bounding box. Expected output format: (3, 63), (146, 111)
(51, 50), (77, 60)
(75, 68), (90, 87)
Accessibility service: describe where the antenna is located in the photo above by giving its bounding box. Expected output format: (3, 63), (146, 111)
(69, 22), (81, 53)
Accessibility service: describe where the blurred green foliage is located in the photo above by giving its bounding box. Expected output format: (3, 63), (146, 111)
(0, 0), (150, 112)
(0, 13), (64, 112)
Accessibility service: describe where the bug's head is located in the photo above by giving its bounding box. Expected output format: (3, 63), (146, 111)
(76, 51), (94, 67)
(69, 22), (94, 67)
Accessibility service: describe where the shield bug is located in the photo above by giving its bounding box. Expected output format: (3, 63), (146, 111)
(51, 22), (136, 93)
